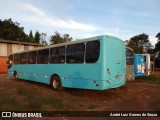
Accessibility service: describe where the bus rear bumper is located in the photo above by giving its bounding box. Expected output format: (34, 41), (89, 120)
(101, 79), (126, 90)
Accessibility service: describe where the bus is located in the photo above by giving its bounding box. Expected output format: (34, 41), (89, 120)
(7, 35), (126, 91)
(134, 54), (145, 77)
(125, 47), (134, 80)
(142, 54), (154, 76)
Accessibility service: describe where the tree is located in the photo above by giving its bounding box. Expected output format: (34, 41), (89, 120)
(156, 32), (160, 41)
(0, 18), (27, 41)
(155, 41), (160, 52)
(155, 32), (160, 52)
(50, 31), (62, 44)
(40, 33), (47, 44)
(154, 32), (160, 69)
(127, 33), (152, 53)
(50, 31), (72, 45)
(42, 41), (48, 45)
(35, 31), (40, 43)
(27, 30), (35, 43)
(29, 30), (33, 38)
(63, 34), (72, 42)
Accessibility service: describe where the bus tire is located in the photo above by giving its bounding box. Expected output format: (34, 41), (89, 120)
(51, 75), (62, 91)
(13, 71), (19, 80)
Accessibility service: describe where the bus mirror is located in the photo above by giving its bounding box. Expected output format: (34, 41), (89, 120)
(9, 60), (12, 65)
(7, 60), (12, 69)
(6, 60), (9, 65)
(6, 60), (12, 65)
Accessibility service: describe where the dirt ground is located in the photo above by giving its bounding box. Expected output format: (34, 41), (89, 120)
(0, 74), (160, 120)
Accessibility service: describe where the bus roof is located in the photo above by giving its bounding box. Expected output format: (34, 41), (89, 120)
(9, 35), (123, 55)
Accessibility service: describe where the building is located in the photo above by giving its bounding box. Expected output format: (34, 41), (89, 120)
(0, 40), (44, 74)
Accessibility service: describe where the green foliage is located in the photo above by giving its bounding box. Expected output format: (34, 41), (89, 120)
(27, 30), (35, 43)
(29, 30), (33, 38)
(156, 32), (160, 41)
(127, 33), (152, 54)
(155, 32), (160, 52)
(0, 18), (27, 41)
(0, 18), (72, 45)
(155, 41), (160, 52)
(135, 75), (160, 83)
(50, 31), (72, 45)
(42, 40), (48, 45)
(0, 18), (40, 44)
(35, 31), (40, 43)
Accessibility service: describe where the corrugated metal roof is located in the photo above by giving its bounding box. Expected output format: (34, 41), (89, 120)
(0, 39), (44, 46)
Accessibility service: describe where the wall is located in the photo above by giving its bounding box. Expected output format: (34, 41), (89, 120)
(0, 43), (7, 56)
(0, 56), (8, 74)
(0, 42), (43, 74)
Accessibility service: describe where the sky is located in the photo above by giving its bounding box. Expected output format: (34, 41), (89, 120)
(0, 0), (160, 46)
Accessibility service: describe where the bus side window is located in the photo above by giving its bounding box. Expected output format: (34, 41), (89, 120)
(86, 41), (100, 63)
(75, 44), (84, 63)
(28, 51), (37, 64)
(66, 43), (84, 63)
(14, 54), (20, 64)
(66, 45), (75, 63)
(50, 47), (65, 63)
(37, 49), (49, 64)
(20, 53), (28, 64)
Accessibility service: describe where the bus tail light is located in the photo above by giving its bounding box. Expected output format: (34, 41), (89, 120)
(115, 75), (120, 79)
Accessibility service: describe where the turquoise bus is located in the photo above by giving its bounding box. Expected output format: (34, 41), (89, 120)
(7, 35), (126, 91)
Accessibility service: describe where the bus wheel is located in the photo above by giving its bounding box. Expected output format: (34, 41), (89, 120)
(51, 76), (62, 91)
(13, 72), (19, 80)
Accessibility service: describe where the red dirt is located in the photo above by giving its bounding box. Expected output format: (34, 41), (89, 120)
(0, 74), (160, 120)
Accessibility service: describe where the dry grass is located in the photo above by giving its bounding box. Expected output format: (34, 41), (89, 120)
(0, 74), (160, 113)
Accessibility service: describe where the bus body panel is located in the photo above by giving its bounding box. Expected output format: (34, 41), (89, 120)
(8, 35), (126, 90)
(142, 54), (154, 76)
(58, 64), (100, 89)
(9, 64), (101, 90)
(143, 54), (151, 76)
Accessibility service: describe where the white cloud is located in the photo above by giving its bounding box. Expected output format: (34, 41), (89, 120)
(22, 3), (45, 16)
(149, 35), (157, 47)
(22, 3), (96, 31)
(47, 18), (96, 31)
(0, 0), (96, 32)
(1, 0), (158, 46)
